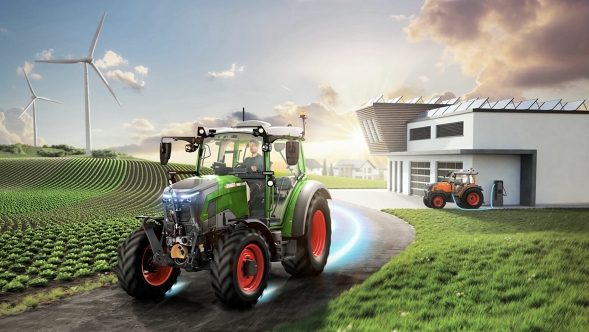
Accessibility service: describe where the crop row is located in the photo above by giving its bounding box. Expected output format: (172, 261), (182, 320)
(0, 158), (71, 192)
(0, 159), (127, 216)
(0, 160), (205, 292)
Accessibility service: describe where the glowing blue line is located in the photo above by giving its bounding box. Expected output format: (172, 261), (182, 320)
(165, 281), (188, 297)
(326, 204), (361, 266)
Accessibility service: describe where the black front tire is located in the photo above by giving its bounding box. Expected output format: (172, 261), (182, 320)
(429, 194), (447, 209)
(116, 227), (180, 300)
(423, 196), (432, 208)
(211, 229), (271, 306)
(282, 192), (332, 276)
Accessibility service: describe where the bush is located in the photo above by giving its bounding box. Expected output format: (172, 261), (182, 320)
(2, 280), (25, 292)
(91, 149), (119, 159)
(29, 277), (48, 287)
(26, 267), (40, 275)
(0, 271), (16, 281)
(50, 144), (85, 155)
(93, 260), (110, 272)
(37, 149), (66, 157)
(9, 263), (27, 273)
(14, 275), (29, 285)
(54, 272), (72, 281)
(47, 257), (61, 265)
(38, 269), (57, 279)
(0, 144), (25, 154)
(74, 268), (94, 277)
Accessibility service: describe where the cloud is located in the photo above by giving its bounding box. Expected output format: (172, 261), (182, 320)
(95, 50), (128, 69)
(418, 75), (429, 82)
(429, 90), (457, 102)
(106, 69), (145, 91)
(110, 101), (362, 158)
(16, 61), (42, 80)
(318, 84), (339, 106)
(135, 65), (148, 76)
(405, 0), (589, 100)
(35, 49), (54, 60)
(386, 85), (428, 101)
(0, 28), (8, 33)
(123, 119), (155, 132)
(390, 14), (415, 22)
(207, 63), (245, 79)
(0, 108), (45, 146)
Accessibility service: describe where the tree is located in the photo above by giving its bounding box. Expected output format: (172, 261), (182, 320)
(329, 163), (334, 176)
(322, 159), (327, 176)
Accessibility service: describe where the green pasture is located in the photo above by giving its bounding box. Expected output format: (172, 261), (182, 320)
(275, 209), (589, 332)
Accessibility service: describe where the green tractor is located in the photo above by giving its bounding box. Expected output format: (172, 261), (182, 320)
(116, 111), (332, 306)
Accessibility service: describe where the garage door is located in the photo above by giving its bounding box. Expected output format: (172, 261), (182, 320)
(410, 162), (430, 196)
(437, 162), (464, 182)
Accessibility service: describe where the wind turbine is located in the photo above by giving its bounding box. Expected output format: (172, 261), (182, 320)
(19, 70), (61, 147)
(36, 12), (121, 156)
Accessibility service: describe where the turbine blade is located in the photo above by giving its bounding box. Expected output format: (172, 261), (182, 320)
(36, 59), (86, 64)
(24, 70), (36, 96)
(19, 99), (35, 118)
(90, 62), (121, 106)
(37, 97), (62, 104)
(89, 12), (107, 58)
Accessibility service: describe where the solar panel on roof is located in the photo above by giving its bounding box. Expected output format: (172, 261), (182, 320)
(456, 99), (476, 112)
(492, 98), (514, 109)
(516, 99), (538, 110)
(431, 106), (448, 116)
(405, 96), (422, 104)
(562, 100), (587, 111)
(427, 96), (441, 104)
(441, 97), (460, 105)
(442, 103), (461, 114)
(470, 98), (488, 109)
(373, 95), (384, 103)
(504, 101), (519, 109)
(539, 99), (562, 110)
(487, 101), (497, 108)
(387, 96), (403, 103)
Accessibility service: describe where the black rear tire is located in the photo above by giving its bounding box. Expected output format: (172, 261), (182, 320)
(211, 229), (271, 306)
(282, 192), (331, 276)
(116, 226), (180, 300)
(461, 188), (484, 209)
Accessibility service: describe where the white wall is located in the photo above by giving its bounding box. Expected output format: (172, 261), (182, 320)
(472, 155), (520, 205)
(473, 113), (589, 204)
(407, 113), (474, 151)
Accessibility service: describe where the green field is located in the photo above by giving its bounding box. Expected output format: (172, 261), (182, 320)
(275, 209), (589, 332)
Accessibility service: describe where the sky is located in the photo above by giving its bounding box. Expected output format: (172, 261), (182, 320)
(1, 0), (588, 167)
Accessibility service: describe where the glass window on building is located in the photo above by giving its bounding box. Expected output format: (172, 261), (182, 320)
(437, 162), (464, 182)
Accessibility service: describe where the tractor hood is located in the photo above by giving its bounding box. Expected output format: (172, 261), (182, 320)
(163, 175), (248, 204)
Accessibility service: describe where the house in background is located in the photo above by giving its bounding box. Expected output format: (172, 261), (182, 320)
(333, 159), (378, 179)
(305, 159), (323, 175)
(355, 95), (589, 206)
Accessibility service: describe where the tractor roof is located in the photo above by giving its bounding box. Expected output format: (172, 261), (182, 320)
(205, 120), (304, 138)
(452, 169), (479, 175)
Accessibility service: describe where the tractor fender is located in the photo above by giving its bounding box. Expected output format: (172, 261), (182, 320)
(291, 180), (331, 238)
(236, 219), (277, 254)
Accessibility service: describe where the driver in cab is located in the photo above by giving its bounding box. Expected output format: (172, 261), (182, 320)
(244, 139), (263, 173)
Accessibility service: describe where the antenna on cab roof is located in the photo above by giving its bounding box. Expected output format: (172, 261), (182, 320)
(243, 107), (245, 121)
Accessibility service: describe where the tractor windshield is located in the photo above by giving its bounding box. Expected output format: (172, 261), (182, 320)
(202, 133), (265, 178)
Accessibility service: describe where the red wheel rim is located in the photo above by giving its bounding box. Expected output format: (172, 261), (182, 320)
(467, 192), (480, 205)
(310, 210), (326, 258)
(142, 245), (173, 286)
(433, 196), (444, 207)
(237, 244), (264, 292)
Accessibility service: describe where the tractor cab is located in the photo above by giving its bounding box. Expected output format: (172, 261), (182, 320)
(448, 169), (477, 195)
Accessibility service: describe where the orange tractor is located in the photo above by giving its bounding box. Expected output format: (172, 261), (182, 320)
(423, 168), (484, 209)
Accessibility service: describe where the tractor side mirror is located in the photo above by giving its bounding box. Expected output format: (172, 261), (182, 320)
(285, 141), (299, 166)
(160, 142), (171, 165)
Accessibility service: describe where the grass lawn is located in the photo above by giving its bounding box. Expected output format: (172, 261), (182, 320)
(275, 209), (589, 332)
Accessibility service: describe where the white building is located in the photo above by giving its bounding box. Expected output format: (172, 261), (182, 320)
(334, 159), (378, 180)
(305, 159), (323, 175)
(355, 96), (588, 206)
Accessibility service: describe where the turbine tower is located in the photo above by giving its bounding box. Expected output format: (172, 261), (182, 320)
(19, 70), (61, 147)
(36, 12), (121, 156)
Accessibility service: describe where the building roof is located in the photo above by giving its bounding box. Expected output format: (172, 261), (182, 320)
(305, 159), (322, 169)
(334, 159), (376, 169)
(414, 97), (587, 120)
